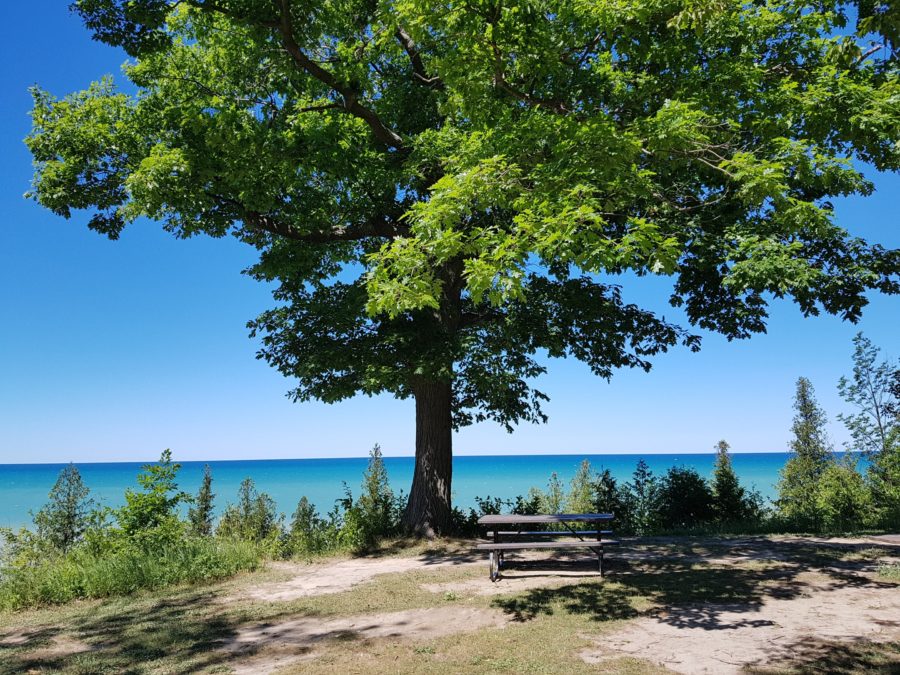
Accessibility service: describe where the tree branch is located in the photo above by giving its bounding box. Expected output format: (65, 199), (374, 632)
(489, 38), (568, 114)
(208, 191), (408, 243)
(273, 0), (406, 150)
(395, 28), (445, 89)
(243, 210), (407, 243)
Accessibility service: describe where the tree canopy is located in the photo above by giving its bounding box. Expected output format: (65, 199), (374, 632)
(27, 0), (900, 532)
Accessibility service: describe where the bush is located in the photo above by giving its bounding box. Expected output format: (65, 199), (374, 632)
(188, 464), (215, 537)
(656, 466), (715, 530)
(217, 477), (283, 548)
(711, 440), (762, 523)
(816, 457), (872, 532)
(594, 468), (632, 528)
(32, 464), (94, 552)
(355, 444), (402, 544)
(566, 460), (595, 513)
(776, 377), (832, 530)
(288, 496), (330, 555)
(868, 446), (900, 529)
(116, 449), (190, 549)
(542, 473), (565, 514)
(624, 459), (660, 535)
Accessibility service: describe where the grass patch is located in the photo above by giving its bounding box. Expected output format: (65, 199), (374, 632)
(0, 538), (263, 611)
(279, 602), (672, 675)
(877, 563), (900, 581)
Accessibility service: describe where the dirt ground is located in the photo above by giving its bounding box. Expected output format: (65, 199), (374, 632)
(219, 535), (900, 674)
(2, 535), (899, 674)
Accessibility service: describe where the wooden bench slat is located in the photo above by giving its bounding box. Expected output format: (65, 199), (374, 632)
(476, 540), (620, 551)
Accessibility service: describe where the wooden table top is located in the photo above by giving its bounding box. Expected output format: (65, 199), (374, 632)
(477, 513), (614, 526)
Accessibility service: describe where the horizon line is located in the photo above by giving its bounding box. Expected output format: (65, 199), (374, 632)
(0, 449), (832, 466)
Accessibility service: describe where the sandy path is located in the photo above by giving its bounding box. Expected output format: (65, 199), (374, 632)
(222, 606), (508, 675)
(583, 571), (900, 673)
(227, 535), (899, 604)
(224, 552), (481, 603)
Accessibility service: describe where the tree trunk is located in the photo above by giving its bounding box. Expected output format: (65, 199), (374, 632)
(402, 378), (453, 536)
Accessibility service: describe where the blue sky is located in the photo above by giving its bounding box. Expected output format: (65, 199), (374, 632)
(0, 2), (897, 463)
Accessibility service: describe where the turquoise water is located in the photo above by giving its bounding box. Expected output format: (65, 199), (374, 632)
(0, 453), (797, 529)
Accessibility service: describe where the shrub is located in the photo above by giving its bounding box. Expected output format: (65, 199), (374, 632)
(542, 473), (565, 514)
(566, 460), (595, 513)
(776, 377), (833, 530)
(624, 459), (660, 535)
(288, 496), (330, 555)
(356, 444), (401, 542)
(656, 466), (715, 530)
(117, 449), (190, 548)
(816, 457), (872, 532)
(188, 464), (215, 537)
(32, 464), (94, 552)
(512, 490), (543, 515)
(594, 469), (633, 533)
(711, 440), (761, 523)
(217, 478), (283, 547)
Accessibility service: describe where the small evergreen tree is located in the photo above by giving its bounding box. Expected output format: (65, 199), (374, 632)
(711, 440), (751, 522)
(357, 444), (397, 539)
(776, 378), (833, 530)
(218, 477), (282, 542)
(594, 469), (632, 534)
(289, 496), (326, 554)
(625, 459), (659, 535)
(32, 464), (94, 552)
(657, 466), (715, 530)
(188, 464), (215, 537)
(566, 459), (595, 513)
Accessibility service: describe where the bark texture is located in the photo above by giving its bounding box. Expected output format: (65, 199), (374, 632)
(402, 378), (453, 536)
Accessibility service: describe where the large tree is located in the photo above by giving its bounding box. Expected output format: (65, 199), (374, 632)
(27, 0), (899, 534)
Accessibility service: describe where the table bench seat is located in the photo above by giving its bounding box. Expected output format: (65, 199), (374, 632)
(477, 513), (616, 581)
(477, 540), (619, 550)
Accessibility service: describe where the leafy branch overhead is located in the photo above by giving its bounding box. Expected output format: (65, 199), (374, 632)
(27, 0), (900, 434)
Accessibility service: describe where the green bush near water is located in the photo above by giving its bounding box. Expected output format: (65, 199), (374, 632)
(0, 444), (405, 610)
(0, 453), (268, 611)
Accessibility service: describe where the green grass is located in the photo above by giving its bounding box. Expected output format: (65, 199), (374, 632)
(0, 538), (263, 611)
(878, 562), (900, 580)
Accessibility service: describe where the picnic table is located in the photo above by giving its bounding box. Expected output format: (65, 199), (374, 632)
(476, 513), (618, 581)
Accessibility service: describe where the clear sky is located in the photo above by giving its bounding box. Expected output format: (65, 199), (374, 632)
(1, 2), (897, 464)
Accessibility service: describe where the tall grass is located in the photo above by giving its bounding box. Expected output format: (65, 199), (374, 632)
(0, 538), (262, 611)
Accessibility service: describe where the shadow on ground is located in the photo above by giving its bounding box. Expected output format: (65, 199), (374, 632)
(492, 538), (900, 631)
(1, 589), (282, 674)
(746, 636), (900, 674)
